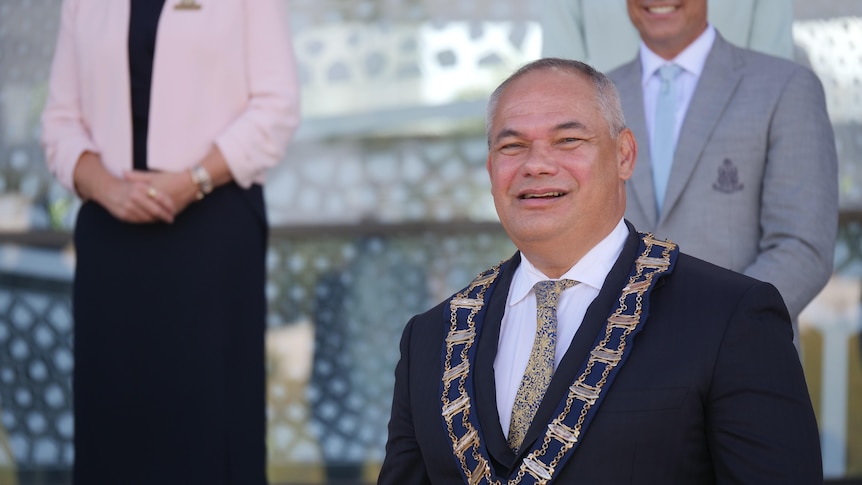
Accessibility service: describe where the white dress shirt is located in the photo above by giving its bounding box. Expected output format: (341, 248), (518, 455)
(495, 219), (628, 436)
(640, 25), (716, 148)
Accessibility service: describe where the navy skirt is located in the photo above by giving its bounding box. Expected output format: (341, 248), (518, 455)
(72, 183), (268, 485)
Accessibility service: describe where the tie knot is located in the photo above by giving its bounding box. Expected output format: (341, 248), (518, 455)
(533, 279), (578, 308)
(658, 63), (682, 83)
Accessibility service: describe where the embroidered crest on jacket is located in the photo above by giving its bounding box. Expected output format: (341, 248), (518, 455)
(713, 158), (744, 193)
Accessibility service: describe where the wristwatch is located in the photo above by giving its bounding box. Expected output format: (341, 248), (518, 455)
(189, 165), (213, 200)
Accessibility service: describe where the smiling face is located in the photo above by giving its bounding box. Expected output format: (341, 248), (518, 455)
(486, 67), (636, 276)
(626, 0), (708, 59)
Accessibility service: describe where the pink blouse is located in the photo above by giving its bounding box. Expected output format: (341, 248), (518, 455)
(41, 0), (301, 192)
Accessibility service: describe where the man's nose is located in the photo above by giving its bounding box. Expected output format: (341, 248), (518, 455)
(521, 142), (558, 176)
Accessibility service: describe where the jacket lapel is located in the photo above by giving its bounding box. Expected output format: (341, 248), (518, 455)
(660, 34), (743, 222)
(614, 61), (659, 227)
(474, 253), (520, 469)
(513, 224), (642, 462)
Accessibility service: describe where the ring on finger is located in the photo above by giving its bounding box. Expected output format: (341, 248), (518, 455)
(147, 187), (158, 199)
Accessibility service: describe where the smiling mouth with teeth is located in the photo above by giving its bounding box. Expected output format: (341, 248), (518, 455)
(647, 5), (678, 14)
(522, 192), (565, 199)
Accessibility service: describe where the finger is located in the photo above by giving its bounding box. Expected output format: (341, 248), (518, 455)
(111, 202), (157, 224)
(148, 186), (178, 215)
(142, 187), (176, 223)
(102, 182), (158, 223)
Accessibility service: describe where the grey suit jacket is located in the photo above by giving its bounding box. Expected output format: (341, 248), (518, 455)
(608, 33), (838, 321)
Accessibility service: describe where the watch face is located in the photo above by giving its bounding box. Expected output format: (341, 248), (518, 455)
(192, 165), (213, 194)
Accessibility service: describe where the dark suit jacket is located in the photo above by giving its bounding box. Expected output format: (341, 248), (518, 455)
(379, 223), (821, 484)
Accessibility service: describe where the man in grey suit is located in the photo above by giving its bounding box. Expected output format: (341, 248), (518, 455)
(608, 0), (838, 340)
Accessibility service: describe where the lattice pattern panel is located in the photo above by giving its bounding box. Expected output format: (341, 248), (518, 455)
(0, 275), (73, 469)
(794, 17), (862, 207)
(267, 135), (497, 226)
(265, 228), (514, 473)
(293, 19), (540, 118)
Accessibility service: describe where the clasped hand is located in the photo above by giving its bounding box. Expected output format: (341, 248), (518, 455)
(90, 169), (199, 224)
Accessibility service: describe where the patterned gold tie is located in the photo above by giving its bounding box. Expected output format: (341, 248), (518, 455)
(507, 279), (578, 451)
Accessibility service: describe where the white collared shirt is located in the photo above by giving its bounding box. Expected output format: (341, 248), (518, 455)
(495, 219), (628, 436)
(640, 24), (716, 147)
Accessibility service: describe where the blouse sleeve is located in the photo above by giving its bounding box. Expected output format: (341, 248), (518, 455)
(40, 0), (99, 193)
(213, 0), (301, 188)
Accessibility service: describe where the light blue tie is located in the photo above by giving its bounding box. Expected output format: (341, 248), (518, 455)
(651, 64), (682, 213)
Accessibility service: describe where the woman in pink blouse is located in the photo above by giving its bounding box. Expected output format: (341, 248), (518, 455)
(40, 0), (300, 483)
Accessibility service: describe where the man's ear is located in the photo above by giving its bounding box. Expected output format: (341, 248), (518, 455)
(617, 128), (637, 180)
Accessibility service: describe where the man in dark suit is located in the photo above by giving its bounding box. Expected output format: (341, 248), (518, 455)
(378, 58), (821, 484)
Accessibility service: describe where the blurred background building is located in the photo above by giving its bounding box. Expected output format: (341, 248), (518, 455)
(0, 0), (859, 483)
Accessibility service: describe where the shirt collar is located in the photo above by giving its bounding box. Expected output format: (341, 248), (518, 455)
(509, 218), (629, 306)
(640, 24), (716, 85)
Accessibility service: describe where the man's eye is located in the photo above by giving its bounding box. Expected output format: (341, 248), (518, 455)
(499, 143), (525, 153)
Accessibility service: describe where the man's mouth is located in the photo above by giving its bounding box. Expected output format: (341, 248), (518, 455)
(521, 192), (565, 199)
(647, 5), (678, 14)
